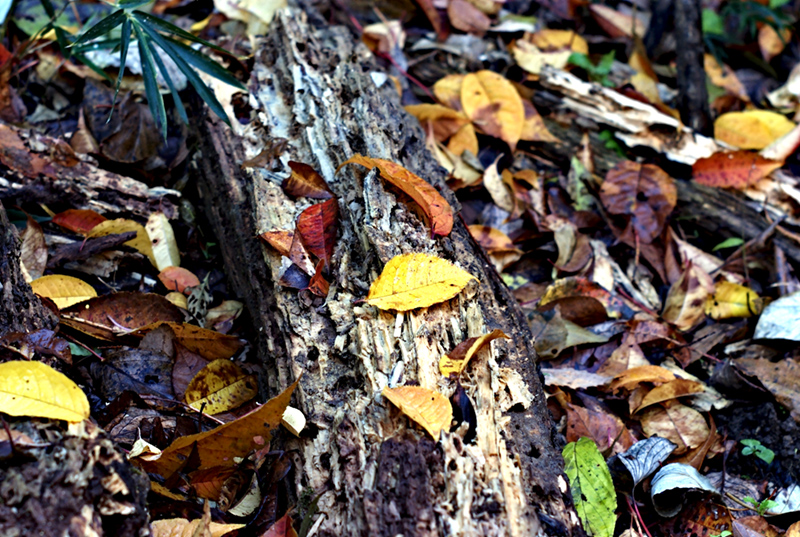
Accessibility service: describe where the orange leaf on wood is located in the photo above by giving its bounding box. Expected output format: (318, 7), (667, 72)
(296, 198), (339, 267)
(282, 161), (333, 199)
(382, 385), (453, 439)
(158, 266), (201, 294)
(52, 209), (107, 235)
(259, 230), (294, 257)
(439, 329), (509, 377)
(693, 151), (783, 189)
(338, 154), (453, 237)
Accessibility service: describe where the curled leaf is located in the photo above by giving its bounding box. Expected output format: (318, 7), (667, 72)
(296, 198), (339, 267)
(282, 161), (333, 199)
(439, 329), (509, 377)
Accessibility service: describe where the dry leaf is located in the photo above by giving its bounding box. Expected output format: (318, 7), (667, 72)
(693, 151), (783, 189)
(88, 218), (156, 266)
(705, 281), (763, 320)
(448, 0), (491, 36)
(461, 70), (525, 150)
(433, 74), (465, 110)
(714, 111), (796, 150)
(263, 513), (298, 537)
(382, 385), (453, 438)
(512, 39), (573, 75)
(704, 54), (749, 102)
(185, 359), (257, 415)
(439, 329), (509, 376)
(282, 161), (333, 199)
(662, 263), (714, 331)
(635, 379), (706, 412)
(339, 154), (453, 237)
(296, 198), (339, 267)
(146, 212), (180, 271)
(0, 360), (89, 422)
(640, 401), (709, 455)
(30, 274), (97, 309)
(609, 365), (675, 392)
(259, 230), (294, 257)
(759, 25), (791, 63)
(366, 253), (476, 311)
(51, 209), (107, 235)
(405, 103), (470, 142)
(735, 358), (800, 423)
(530, 29), (588, 54)
(20, 215), (47, 280)
(137, 322), (243, 360)
(151, 518), (245, 537)
(158, 266), (201, 295)
(566, 403), (634, 455)
(483, 157), (515, 212)
(520, 100), (558, 142)
(590, 4), (648, 38)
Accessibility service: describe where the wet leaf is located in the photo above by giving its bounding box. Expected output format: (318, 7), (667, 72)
(88, 218), (156, 266)
(52, 209), (107, 235)
(0, 360), (89, 422)
(338, 154), (453, 237)
(650, 463), (718, 517)
(600, 161), (677, 244)
(146, 212), (181, 271)
(366, 253), (477, 311)
(151, 518), (245, 537)
(295, 198), (338, 267)
(61, 292), (184, 341)
(705, 281), (762, 319)
(30, 274), (97, 309)
(382, 385), (453, 439)
(635, 379), (706, 412)
(158, 266), (201, 294)
(142, 378), (299, 477)
(662, 263), (714, 331)
(439, 329), (509, 377)
(282, 161), (333, 199)
(714, 111), (795, 150)
(461, 70), (524, 150)
(563, 437), (617, 537)
(640, 402), (710, 455)
(693, 151), (783, 189)
(185, 359), (257, 415)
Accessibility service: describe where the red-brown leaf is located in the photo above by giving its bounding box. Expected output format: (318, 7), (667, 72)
(52, 209), (107, 235)
(296, 198), (339, 267)
(282, 161), (333, 199)
(692, 151), (783, 189)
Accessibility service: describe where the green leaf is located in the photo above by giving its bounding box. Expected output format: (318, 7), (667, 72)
(133, 23), (168, 138)
(70, 8), (126, 47)
(112, 17), (132, 112)
(770, 0), (792, 8)
(568, 52), (595, 71)
(130, 10), (230, 55)
(702, 8), (725, 35)
(563, 437), (617, 537)
(150, 39), (188, 124)
(596, 51), (615, 76)
(116, 0), (154, 7)
(712, 237), (744, 251)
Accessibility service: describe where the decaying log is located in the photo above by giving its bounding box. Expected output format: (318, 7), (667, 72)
(193, 9), (581, 537)
(0, 122), (177, 218)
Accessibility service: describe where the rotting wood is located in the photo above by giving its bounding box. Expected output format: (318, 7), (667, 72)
(192, 8), (582, 537)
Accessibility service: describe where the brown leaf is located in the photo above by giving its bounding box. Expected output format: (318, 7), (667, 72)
(735, 357), (800, 423)
(693, 151), (783, 189)
(609, 365), (675, 392)
(189, 466), (237, 501)
(520, 100), (559, 142)
(338, 154), (453, 237)
(404, 104), (470, 142)
(662, 263), (714, 331)
(640, 401), (710, 455)
(296, 198), (339, 267)
(259, 230), (294, 257)
(635, 378), (706, 412)
(566, 403), (634, 455)
(308, 260), (330, 297)
(600, 161), (677, 244)
(590, 4), (648, 38)
(263, 514), (298, 537)
(20, 215), (47, 280)
(447, 0), (491, 36)
(439, 329), (509, 377)
(61, 292), (184, 341)
(282, 162), (333, 199)
(52, 209), (107, 235)
(137, 322), (243, 361)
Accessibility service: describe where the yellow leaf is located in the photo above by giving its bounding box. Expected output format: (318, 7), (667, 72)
(714, 110), (796, 150)
(512, 39), (573, 75)
(0, 361), (89, 422)
(447, 123), (479, 156)
(433, 74), (465, 110)
(185, 359), (257, 415)
(382, 386), (453, 438)
(366, 253), (477, 311)
(146, 212), (181, 271)
(439, 329), (509, 376)
(30, 274), (97, 308)
(404, 103), (469, 142)
(461, 70), (525, 150)
(530, 29), (588, 54)
(151, 518), (245, 537)
(705, 281), (763, 319)
(88, 218), (156, 266)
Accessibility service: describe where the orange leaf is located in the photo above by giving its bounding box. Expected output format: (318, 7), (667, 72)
(382, 385), (453, 438)
(404, 103), (470, 142)
(282, 161), (333, 199)
(520, 100), (558, 143)
(693, 151), (783, 189)
(609, 365), (675, 392)
(158, 266), (201, 294)
(439, 329), (509, 377)
(296, 198), (339, 267)
(461, 70), (524, 150)
(634, 378), (706, 412)
(338, 154), (453, 237)
(52, 209), (107, 235)
(433, 74), (465, 111)
(137, 322), (243, 360)
(259, 230), (294, 257)
(189, 466), (237, 500)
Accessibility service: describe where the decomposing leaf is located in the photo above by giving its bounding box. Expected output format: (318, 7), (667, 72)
(20, 215), (47, 280)
(600, 161), (677, 244)
(735, 357), (800, 423)
(88, 218), (157, 266)
(714, 111), (795, 150)
(338, 154), (453, 237)
(563, 437), (617, 537)
(296, 198), (338, 267)
(482, 157), (515, 212)
(539, 277), (640, 323)
(185, 359), (257, 415)
(404, 103), (470, 142)
(0, 360), (89, 422)
(468, 225), (522, 272)
(139, 322), (243, 360)
(541, 368), (612, 390)
(93, 347), (174, 401)
(640, 401), (710, 455)
(448, 0), (490, 36)
(705, 281), (762, 319)
(158, 266), (201, 294)
(189, 466), (237, 501)
(61, 292), (184, 340)
(30, 274), (97, 309)
(635, 379), (706, 412)
(366, 253), (476, 311)
(661, 263), (714, 331)
(566, 403), (634, 454)
(615, 437), (676, 489)
(693, 151), (783, 189)
(263, 514), (298, 537)
(512, 39), (573, 75)
(52, 209), (107, 235)
(151, 518), (245, 537)
(609, 366), (675, 393)
(534, 313), (609, 359)
(141, 378), (299, 478)
(650, 463), (719, 517)
(282, 161), (333, 199)
(146, 212), (180, 271)
(461, 70), (524, 150)
(382, 385), (453, 439)
(439, 329), (509, 377)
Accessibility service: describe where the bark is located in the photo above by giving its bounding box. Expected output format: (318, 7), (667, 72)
(192, 8), (581, 537)
(674, 0), (712, 135)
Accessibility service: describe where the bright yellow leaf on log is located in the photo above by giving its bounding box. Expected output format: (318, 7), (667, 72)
(0, 361), (89, 422)
(382, 386), (453, 438)
(461, 70), (524, 150)
(714, 110), (796, 150)
(439, 329), (509, 377)
(705, 281), (763, 319)
(185, 359), (257, 415)
(30, 274), (97, 308)
(88, 218), (157, 266)
(366, 253), (477, 311)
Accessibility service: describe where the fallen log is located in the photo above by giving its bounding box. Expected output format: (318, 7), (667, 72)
(192, 8), (582, 537)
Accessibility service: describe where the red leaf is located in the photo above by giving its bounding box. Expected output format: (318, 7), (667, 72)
(158, 266), (201, 295)
(52, 209), (107, 235)
(263, 514), (298, 537)
(296, 198), (339, 267)
(693, 151), (783, 189)
(308, 260), (330, 297)
(282, 161), (333, 199)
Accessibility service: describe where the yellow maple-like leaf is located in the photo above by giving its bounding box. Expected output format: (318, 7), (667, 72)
(366, 253), (477, 311)
(714, 110), (796, 150)
(705, 281), (763, 319)
(185, 359), (257, 415)
(382, 386), (453, 438)
(30, 274), (97, 308)
(0, 361), (89, 422)
(151, 518), (245, 537)
(88, 218), (157, 266)
(461, 70), (525, 150)
(439, 329), (509, 377)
